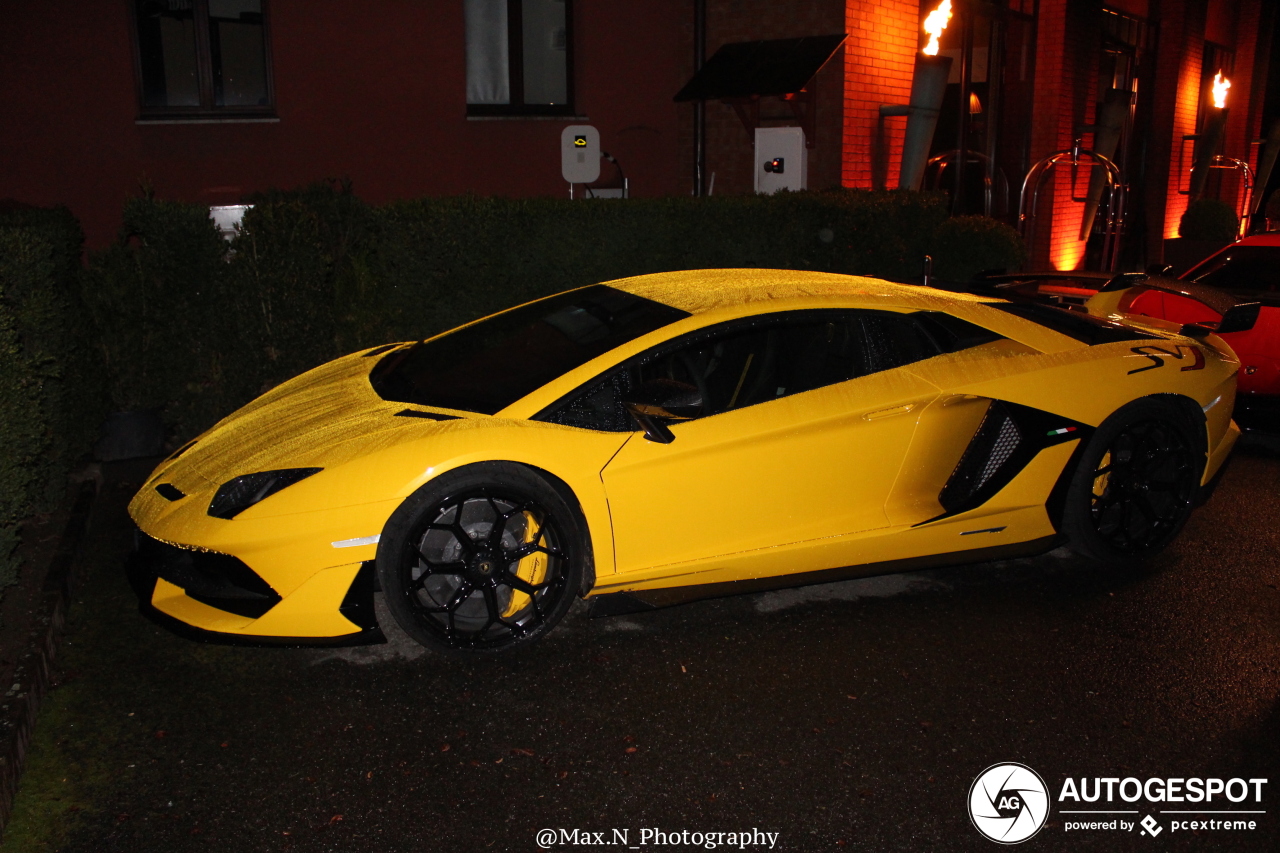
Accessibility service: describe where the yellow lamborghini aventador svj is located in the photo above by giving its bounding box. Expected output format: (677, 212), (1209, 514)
(128, 269), (1251, 654)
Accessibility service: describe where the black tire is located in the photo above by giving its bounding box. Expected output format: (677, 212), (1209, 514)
(377, 462), (585, 655)
(1060, 398), (1203, 564)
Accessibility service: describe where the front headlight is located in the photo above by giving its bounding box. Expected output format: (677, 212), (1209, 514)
(207, 468), (323, 519)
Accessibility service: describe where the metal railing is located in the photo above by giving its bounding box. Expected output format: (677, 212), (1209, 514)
(1018, 139), (1125, 272)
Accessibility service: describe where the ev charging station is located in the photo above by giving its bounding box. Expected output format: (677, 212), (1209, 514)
(561, 125), (601, 197)
(754, 127), (808, 194)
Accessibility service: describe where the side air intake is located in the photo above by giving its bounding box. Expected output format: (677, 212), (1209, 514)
(927, 399), (1092, 523)
(939, 401), (1024, 514)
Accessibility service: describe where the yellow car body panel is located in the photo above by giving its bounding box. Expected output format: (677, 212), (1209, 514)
(126, 269), (1242, 645)
(593, 441), (1078, 596)
(601, 365), (942, 574)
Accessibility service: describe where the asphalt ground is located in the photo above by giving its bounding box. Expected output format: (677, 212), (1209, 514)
(2, 441), (1278, 853)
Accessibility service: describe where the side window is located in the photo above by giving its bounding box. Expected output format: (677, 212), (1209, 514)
(860, 312), (941, 374)
(634, 314), (869, 415)
(539, 309), (960, 431)
(540, 370), (636, 432)
(913, 311), (1006, 352)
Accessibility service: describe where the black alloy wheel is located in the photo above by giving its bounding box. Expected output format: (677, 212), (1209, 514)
(378, 463), (585, 654)
(1062, 399), (1202, 563)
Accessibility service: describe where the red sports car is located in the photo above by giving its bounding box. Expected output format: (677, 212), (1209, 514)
(984, 235), (1278, 433)
(1167, 234), (1280, 431)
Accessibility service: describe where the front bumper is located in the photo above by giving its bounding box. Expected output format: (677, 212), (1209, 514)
(127, 531), (385, 647)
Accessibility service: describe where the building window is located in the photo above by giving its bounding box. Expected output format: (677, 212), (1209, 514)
(465, 0), (574, 116)
(133, 0), (274, 119)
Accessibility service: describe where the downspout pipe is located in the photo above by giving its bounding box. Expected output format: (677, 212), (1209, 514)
(693, 0), (706, 196)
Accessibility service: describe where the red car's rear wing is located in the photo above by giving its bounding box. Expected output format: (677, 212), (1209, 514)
(974, 272), (1261, 337)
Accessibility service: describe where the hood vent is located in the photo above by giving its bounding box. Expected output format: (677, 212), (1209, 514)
(155, 483), (186, 501)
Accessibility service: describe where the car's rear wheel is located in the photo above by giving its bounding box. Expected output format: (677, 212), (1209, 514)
(377, 463), (585, 655)
(1060, 399), (1202, 564)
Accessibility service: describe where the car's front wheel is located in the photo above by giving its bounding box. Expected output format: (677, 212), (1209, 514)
(377, 463), (585, 655)
(1060, 398), (1203, 564)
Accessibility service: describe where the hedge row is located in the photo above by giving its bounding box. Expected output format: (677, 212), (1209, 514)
(85, 184), (1025, 439)
(0, 208), (107, 584)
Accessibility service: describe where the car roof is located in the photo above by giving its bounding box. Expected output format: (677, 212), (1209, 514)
(603, 268), (994, 314)
(1184, 233), (1280, 277)
(1233, 233), (1280, 247)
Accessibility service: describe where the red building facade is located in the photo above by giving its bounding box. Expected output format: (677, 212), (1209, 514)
(1, 1), (1275, 270)
(1, 1), (691, 248)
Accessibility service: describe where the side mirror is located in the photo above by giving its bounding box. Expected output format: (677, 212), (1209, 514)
(620, 379), (703, 444)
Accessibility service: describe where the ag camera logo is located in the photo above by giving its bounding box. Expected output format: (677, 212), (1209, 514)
(969, 763), (1050, 844)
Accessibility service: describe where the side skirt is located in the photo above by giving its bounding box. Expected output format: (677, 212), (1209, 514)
(586, 534), (1062, 617)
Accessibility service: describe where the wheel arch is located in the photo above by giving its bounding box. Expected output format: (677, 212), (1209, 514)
(1044, 392), (1208, 533)
(381, 457), (599, 598)
(509, 461), (597, 596)
(374, 459), (591, 654)
(1147, 392), (1210, 474)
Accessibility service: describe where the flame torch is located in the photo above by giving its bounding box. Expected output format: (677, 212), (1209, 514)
(883, 0), (955, 191)
(1190, 72), (1230, 198)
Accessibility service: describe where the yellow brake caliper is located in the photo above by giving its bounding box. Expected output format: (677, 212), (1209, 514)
(502, 509), (549, 618)
(1093, 450), (1112, 507)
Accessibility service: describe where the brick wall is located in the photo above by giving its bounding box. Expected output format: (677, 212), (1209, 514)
(689, 0), (847, 197)
(1163, 9), (1206, 240)
(676, 0), (1274, 268)
(841, 0), (920, 189)
(1150, 0), (1269, 250)
(1025, 0), (1269, 269)
(1220, 0), (1264, 230)
(682, 0), (923, 197)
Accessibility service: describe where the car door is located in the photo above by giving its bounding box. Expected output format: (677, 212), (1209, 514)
(598, 310), (943, 576)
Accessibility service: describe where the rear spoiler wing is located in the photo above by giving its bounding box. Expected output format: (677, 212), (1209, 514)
(973, 271), (1261, 337)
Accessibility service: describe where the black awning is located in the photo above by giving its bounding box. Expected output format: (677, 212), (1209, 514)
(674, 34), (847, 102)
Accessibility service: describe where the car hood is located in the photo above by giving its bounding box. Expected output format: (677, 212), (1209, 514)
(148, 348), (468, 496)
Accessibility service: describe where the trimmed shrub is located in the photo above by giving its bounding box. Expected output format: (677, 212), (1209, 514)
(0, 210), (105, 584)
(86, 186), (1037, 442)
(928, 215), (1027, 281)
(1178, 197), (1239, 243)
(360, 189), (952, 346)
(0, 233), (46, 585)
(81, 197), (232, 438)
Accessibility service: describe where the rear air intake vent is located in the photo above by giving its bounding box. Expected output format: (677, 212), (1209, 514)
(939, 401), (1023, 513)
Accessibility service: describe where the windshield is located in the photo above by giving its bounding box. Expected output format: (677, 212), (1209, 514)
(370, 286), (690, 414)
(1187, 245), (1280, 294)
